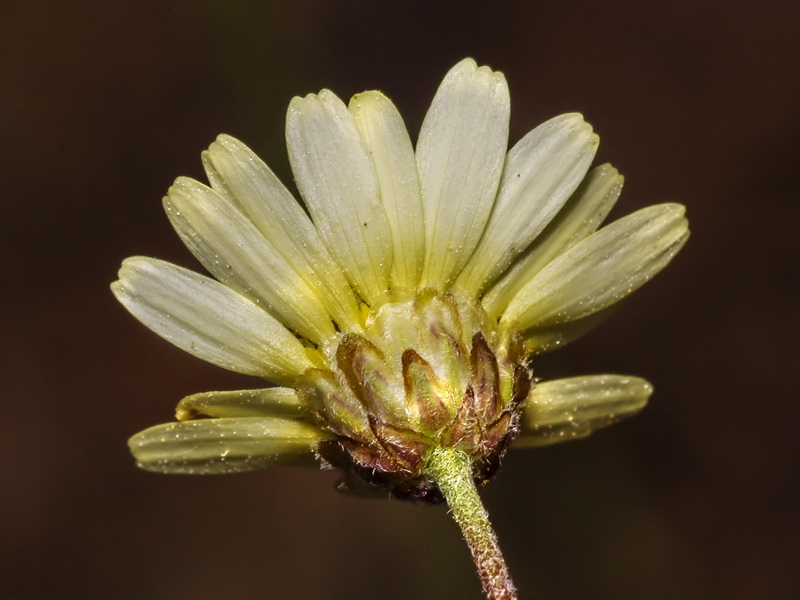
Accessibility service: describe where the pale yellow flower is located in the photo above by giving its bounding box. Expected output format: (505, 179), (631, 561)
(113, 58), (689, 599)
(112, 57), (688, 497)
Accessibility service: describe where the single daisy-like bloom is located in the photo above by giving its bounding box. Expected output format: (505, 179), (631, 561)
(112, 58), (688, 600)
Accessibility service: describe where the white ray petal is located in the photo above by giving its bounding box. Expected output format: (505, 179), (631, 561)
(164, 177), (334, 343)
(455, 114), (598, 297)
(202, 136), (361, 331)
(416, 58), (510, 289)
(129, 417), (333, 474)
(350, 91), (425, 291)
(502, 204), (689, 331)
(483, 164), (623, 318)
(515, 375), (652, 447)
(286, 89), (392, 306)
(111, 257), (312, 383)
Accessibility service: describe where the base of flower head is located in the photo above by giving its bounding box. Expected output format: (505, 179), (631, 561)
(297, 290), (534, 503)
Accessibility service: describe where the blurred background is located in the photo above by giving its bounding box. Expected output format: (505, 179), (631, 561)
(2, 1), (798, 598)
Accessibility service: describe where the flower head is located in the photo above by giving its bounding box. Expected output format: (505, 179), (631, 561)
(113, 58), (688, 500)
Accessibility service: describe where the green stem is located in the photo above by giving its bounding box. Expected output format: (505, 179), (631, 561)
(425, 447), (517, 600)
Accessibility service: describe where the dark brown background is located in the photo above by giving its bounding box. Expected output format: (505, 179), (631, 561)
(2, 1), (798, 598)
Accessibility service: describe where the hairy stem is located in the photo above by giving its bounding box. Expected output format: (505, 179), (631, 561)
(425, 447), (517, 600)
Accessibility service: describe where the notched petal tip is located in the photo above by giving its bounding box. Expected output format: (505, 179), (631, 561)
(288, 89), (343, 116)
(203, 134), (255, 173)
(542, 112), (591, 136)
(286, 94), (309, 119)
(349, 89), (388, 109)
(113, 255), (153, 285)
(213, 132), (241, 147)
(448, 56), (506, 81)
